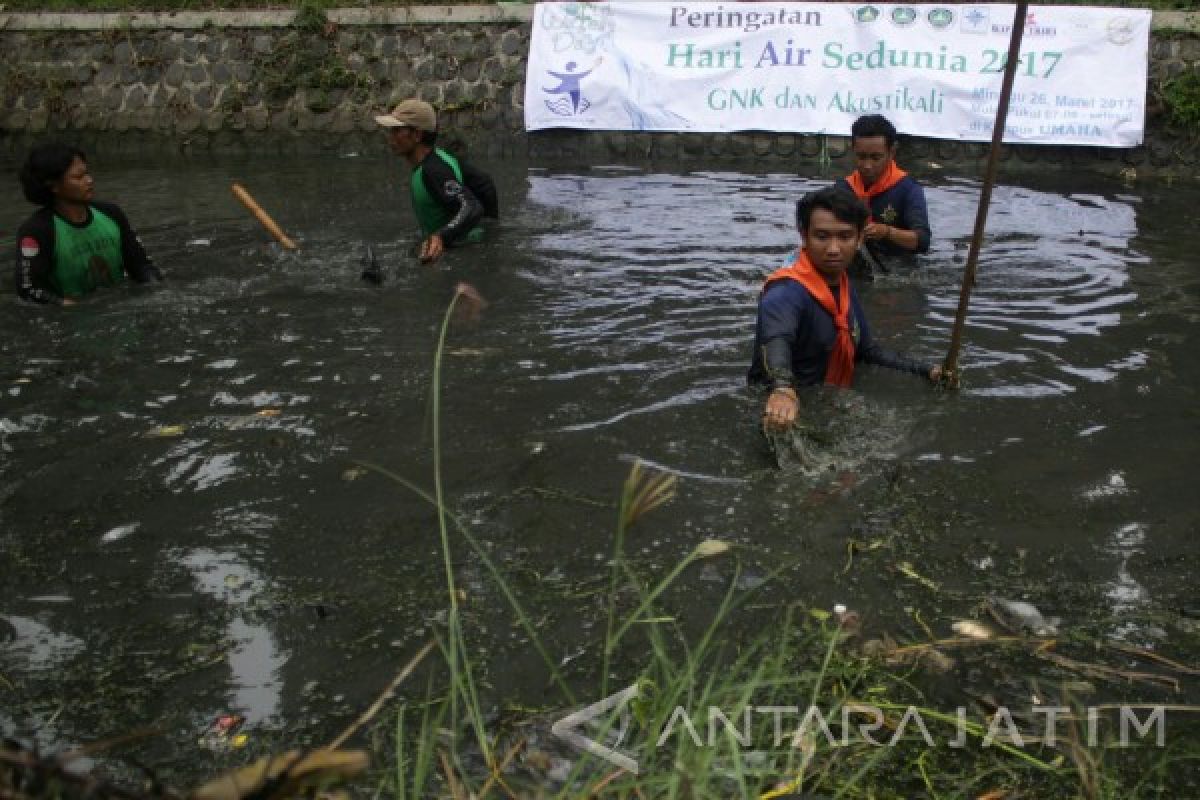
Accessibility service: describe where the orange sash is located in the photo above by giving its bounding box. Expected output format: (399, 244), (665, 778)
(763, 252), (855, 387)
(845, 161), (907, 221)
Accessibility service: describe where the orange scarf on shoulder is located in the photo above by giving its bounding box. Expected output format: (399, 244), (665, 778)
(763, 251), (856, 387)
(845, 161), (907, 220)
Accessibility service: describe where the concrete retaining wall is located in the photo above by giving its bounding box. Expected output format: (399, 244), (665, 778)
(1, 6), (1198, 175)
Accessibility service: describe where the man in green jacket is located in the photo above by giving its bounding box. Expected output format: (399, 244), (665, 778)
(375, 99), (498, 263)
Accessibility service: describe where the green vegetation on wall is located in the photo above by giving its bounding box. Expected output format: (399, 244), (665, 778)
(240, 1), (376, 115)
(1163, 71), (1200, 132)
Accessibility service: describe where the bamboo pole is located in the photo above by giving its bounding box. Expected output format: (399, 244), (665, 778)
(230, 182), (297, 250)
(941, 2), (1029, 388)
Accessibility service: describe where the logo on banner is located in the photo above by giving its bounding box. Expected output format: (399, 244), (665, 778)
(927, 8), (954, 29)
(890, 7), (918, 26)
(993, 12), (1057, 37)
(961, 6), (989, 34)
(543, 57), (602, 117)
(853, 5), (880, 24)
(1107, 17), (1135, 45)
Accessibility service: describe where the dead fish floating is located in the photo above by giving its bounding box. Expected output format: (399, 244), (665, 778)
(360, 244), (383, 286)
(985, 597), (1060, 636)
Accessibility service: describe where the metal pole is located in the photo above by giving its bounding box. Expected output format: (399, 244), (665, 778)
(942, 1), (1029, 387)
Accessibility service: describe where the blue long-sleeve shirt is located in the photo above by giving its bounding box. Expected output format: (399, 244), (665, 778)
(747, 278), (932, 389)
(835, 174), (931, 258)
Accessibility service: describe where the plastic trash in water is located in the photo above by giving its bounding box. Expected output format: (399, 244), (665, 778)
(360, 244), (383, 286)
(145, 424), (186, 438)
(101, 523), (140, 543)
(199, 713), (247, 752)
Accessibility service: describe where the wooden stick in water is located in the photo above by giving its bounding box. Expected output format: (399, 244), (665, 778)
(942, 1), (1029, 388)
(231, 182), (297, 250)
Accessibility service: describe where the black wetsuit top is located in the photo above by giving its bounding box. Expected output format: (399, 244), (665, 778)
(416, 149), (499, 245)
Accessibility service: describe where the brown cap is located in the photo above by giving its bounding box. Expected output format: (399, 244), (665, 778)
(374, 99), (437, 132)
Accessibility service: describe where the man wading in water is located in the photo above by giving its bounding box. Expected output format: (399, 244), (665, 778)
(14, 142), (162, 306)
(375, 99), (498, 264)
(749, 187), (941, 434)
(836, 114), (931, 275)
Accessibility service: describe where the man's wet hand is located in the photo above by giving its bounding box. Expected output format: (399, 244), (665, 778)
(930, 364), (960, 390)
(762, 387), (798, 433)
(419, 234), (445, 263)
(864, 222), (890, 241)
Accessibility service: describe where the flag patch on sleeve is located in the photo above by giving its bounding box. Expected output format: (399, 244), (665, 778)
(20, 237), (40, 258)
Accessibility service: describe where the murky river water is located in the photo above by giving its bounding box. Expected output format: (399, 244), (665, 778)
(1, 147), (1197, 774)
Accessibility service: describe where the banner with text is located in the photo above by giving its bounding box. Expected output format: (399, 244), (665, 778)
(525, 3), (1150, 147)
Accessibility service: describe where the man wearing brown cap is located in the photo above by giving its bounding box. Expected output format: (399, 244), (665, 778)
(375, 98), (498, 263)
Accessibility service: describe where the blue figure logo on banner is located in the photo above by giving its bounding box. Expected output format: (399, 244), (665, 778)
(544, 57), (603, 116)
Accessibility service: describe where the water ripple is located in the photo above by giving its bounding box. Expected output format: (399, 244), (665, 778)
(528, 171), (1147, 401)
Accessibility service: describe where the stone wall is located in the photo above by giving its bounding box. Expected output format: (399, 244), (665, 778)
(0, 7), (531, 157)
(1, 6), (1197, 175)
